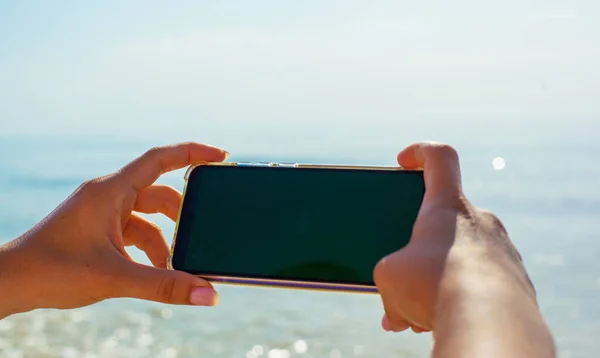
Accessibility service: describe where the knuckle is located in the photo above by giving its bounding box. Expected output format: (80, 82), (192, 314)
(373, 253), (403, 288)
(373, 258), (388, 290)
(139, 235), (154, 251)
(136, 223), (164, 250)
(373, 258), (388, 285)
(524, 273), (537, 297)
(143, 146), (164, 160)
(149, 221), (164, 236)
(143, 146), (171, 172)
(428, 143), (459, 161)
(155, 184), (179, 199)
(163, 184), (180, 195)
(157, 276), (177, 303)
(77, 178), (105, 196)
(478, 209), (530, 268)
(478, 209), (508, 234)
(79, 179), (97, 191)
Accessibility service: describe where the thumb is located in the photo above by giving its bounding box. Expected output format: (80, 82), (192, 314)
(114, 261), (219, 306)
(397, 142), (462, 198)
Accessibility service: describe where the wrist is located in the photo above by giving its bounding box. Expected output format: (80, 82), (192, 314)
(433, 245), (554, 357)
(0, 239), (31, 319)
(444, 243), (537, 304)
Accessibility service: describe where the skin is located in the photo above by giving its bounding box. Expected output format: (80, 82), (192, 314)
(0, 141), (556, 357)
(374, 142), (556, 357)
(0, 142), (229, 317)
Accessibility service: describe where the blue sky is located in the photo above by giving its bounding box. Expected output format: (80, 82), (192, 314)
(0, 0), (598, 143)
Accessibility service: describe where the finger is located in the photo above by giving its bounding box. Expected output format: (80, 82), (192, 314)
(119, 142), (229, 191)
(411, 325), (430, 334)
(122, 213), (170, 268)
(411, 326), (422, 333)
(373, 249), (436, 332)
(382, 314), (411, 332)
(114, 259), (219, 306)
(134, 185), (182, 222)
(397, 142), (462, 197)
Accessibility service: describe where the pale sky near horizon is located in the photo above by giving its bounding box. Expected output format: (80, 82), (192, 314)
(1, 1), (598, 140)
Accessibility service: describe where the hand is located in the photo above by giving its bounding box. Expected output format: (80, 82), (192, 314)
(0, 142), (229, 318)
(374, 142), (536, 333)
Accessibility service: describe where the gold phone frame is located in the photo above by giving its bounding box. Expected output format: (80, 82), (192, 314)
(167, 161), (421, 294)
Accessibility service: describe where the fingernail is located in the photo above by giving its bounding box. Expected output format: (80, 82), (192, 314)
(223, 151), (230, 160)
(382, 315), (392, 332)
(189, 287), (219, 306)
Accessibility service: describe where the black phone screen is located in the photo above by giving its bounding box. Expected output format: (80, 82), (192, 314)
(171, 164), (425, 286)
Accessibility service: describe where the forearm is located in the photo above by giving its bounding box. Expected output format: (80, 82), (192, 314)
(0, 239), (28, 319)
(432, 247), (556, 358)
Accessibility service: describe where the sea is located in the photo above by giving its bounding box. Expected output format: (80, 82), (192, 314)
(0, 120), (599, 358)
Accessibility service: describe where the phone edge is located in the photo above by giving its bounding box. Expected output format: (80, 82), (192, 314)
(182, 162), (421, 180)
(168, 161), (421, 294)
(199, 275), (378, 294)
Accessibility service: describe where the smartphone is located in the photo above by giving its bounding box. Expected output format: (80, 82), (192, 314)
(168, 162), (425, 294)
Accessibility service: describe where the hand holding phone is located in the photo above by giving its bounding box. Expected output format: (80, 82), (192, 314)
(374, 143), (537, 336)
(169, 162), (425, 293)
(0, 143), (229, 320)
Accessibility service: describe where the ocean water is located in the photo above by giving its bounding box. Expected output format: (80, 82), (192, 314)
(0, 124), (599, 358)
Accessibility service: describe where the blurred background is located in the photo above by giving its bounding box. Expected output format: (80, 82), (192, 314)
(1, 1), (599, 357)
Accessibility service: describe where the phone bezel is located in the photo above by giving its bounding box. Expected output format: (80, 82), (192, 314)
(167, 162), (423, 294)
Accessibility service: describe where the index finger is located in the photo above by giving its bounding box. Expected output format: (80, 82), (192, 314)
(119, 142), (229, 190)
(397, 141), (462, 197)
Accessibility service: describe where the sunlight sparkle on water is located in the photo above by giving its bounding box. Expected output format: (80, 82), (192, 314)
(293, 340), (308, 354)
(492, 157), (506, 170)
(246, 345), (264, 358)
(353, 345), (364, 355)
(268, 348), (290, 358)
